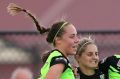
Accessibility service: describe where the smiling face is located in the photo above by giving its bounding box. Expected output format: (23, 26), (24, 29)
(76, 44), (99, 69)
(55, 24), (79, 56)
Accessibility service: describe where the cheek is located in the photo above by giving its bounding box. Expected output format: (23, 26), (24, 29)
(64, 39), (73, 48)
(79, 56), (89, 63)
(64, 37), (74, 43)
(62, 38), (75, 53)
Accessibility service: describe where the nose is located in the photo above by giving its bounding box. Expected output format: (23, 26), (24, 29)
(93, 54), (99, 60)
(75, 36), (79, 44)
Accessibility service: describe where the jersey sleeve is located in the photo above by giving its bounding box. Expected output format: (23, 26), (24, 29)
(99, 55), (120, 73)
(99, 56), (113, 73)
(50, 56), (68, 71)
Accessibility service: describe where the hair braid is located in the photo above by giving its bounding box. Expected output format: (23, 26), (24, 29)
(7, 3), (50, 34)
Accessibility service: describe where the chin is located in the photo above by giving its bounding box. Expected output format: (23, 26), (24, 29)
(89, 65), (98, 69)
(72, 50), (76, 54)
(69, 52), (76, 55)
(92, 66), (98, 69)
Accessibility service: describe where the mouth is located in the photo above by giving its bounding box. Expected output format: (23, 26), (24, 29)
(91, 60), (98, 64)
(72, 45), (77, 50)
(72, 44), (78, 48)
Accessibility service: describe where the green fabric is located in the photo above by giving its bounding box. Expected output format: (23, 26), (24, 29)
(109, 66), (120, 79)
(38, 50), (75, 79)
(108, 54), (120, 79)
(114, 54), (120, 58)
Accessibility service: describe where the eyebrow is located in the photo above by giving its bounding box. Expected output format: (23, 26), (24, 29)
(71, 33), (77, 36)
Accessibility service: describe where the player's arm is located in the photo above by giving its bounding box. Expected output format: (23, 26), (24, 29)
(99, 56), (113, 73)
(45, 63), (65, 79)
(45, 56), (68, 79)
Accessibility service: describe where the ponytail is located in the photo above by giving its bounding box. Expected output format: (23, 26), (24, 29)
(7, 3), (50, 34)
(7, 3), (51, 63)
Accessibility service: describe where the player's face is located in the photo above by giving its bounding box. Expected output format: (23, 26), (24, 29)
(57, 24), (79, 56)
(78, 44), (99, 69)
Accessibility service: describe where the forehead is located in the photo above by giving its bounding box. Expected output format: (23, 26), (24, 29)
(85, 44), (98, 52)
(63, 24), (77, 35)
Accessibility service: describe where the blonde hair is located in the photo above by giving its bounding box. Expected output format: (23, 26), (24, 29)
(76, 37), (95, 56)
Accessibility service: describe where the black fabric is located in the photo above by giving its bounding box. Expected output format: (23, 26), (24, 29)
(50, 56), (69, 72)
(77, 67), (104, 79)
(49, 49), (71, 72)
(99, 55), (120, 79)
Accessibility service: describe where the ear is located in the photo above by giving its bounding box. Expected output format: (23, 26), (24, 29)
(54, 37), (62, 45)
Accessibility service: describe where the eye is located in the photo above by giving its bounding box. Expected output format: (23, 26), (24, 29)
(95, 52), (98, 56)
(69, 35), (74, 38)
(69, 34), (76, 39)
(87, 52), (93, 56)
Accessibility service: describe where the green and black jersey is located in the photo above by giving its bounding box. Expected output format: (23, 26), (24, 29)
(39, 49), (75, 79)
(99, 54), (120, 79)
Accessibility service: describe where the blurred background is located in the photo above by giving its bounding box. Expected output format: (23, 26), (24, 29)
(1, 0), (120, 79)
